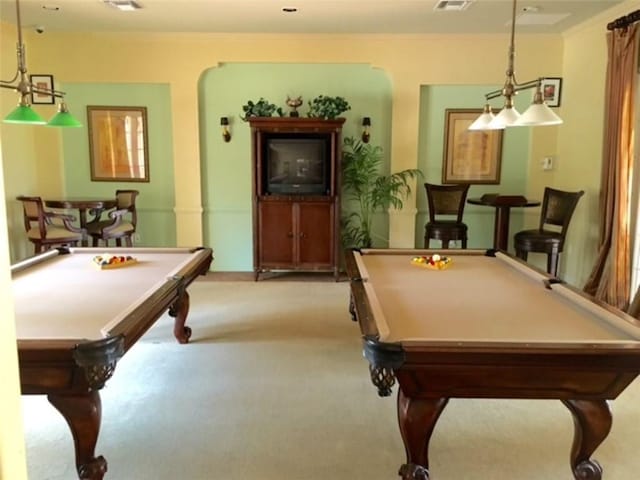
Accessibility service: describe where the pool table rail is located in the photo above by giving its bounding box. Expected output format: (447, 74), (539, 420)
(18, 336), (124, 394)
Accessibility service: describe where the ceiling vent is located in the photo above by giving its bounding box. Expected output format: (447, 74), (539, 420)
(103, 1), (142, 11)
(434, 0), (474, 12)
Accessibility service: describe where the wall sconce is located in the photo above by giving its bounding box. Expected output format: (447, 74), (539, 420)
(220, 117), (231, 142)
(361, 117), (371, 143)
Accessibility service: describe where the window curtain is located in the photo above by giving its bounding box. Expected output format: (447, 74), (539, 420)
(583, 22), (639, 310)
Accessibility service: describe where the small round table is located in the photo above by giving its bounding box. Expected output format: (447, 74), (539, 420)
(467, 195), (540, 251)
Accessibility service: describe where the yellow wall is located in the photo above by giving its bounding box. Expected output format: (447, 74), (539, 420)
(9, 31), (562, 247)
(555, 8), (622, 286)
(3, 4), (633, 274)
(3, 3), (635, 271)
(1, 2), (638, 476)
(524, 0), (637, 284)
(0, 139), (27, 478)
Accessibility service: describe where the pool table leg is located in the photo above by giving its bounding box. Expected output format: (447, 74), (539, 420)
(348, 292), (356, 321)
(397, 389), (449, 480)
(562, 399), (611, 480)
(48, 391), (107, 480)
(169, 290), (192, 344)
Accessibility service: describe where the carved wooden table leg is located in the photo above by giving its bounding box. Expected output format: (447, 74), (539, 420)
(48, 391), (107, 480)
(397, 389), (449, 480)
(562, 399), (612, 480)
(169, 290), (192, 344)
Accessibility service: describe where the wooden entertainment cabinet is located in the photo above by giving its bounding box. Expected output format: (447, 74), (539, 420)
(249, 117), (345, 280)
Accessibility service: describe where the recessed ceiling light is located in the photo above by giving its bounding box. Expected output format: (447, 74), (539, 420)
(103, 1), (142, 12)
(282, 7), (298, 13)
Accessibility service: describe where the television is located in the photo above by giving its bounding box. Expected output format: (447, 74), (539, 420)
(263, 136), (330, 195)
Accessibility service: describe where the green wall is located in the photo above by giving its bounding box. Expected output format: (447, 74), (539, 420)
(61, 83), (176, 247)
(200, 63), (392, 271)
(56, 75), (532, 268)
(416, 85), (532, 250)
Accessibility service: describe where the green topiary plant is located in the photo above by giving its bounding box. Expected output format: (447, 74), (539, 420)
(307, 95), (351, 119)
(241, 98), (284, 121)
(341, 136), (422, 248)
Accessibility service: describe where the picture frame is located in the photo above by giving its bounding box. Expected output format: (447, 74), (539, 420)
(541, 77), (562, 107)
(29, 74), (55, 104)
(87, 106), (150, 182)
(442, 109), (504, 184)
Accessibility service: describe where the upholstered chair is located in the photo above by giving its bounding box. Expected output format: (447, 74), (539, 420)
(16, 196), (85, 254)
(87, 190), (139, 247)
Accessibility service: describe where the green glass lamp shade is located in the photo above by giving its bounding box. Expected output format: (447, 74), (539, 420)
(4, 105), (47, 124)
(48, 110), (82, 127)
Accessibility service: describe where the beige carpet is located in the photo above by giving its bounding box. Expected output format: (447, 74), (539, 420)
(21, 277), (640, 479)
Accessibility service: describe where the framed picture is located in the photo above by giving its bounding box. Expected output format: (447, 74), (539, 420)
(87, 106), (150, 182)
(29, 74), (55, 104)
(442, 109), (504, 184)
(541, 77), (562, 107)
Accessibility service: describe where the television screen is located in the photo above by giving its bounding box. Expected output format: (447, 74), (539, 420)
(265, 137), (329, 195)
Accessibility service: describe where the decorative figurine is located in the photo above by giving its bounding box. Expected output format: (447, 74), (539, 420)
(286, 96), (303, 117)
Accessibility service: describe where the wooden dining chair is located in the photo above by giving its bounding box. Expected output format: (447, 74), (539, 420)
(16, 196), (85, 254)
(87, 190), (139, 247)
(424, 182), (470, 248)
(514, 187), (584, 276)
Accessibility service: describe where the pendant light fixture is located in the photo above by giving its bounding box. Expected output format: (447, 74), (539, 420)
(468, 0), (562, 130)
(0, 0), (82, 127)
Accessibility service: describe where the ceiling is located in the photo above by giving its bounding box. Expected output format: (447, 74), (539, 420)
(0, 0), (626, 35)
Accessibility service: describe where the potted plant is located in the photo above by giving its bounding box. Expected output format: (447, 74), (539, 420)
(341, 136), (422, 248)
(241, 98), (284, 121)
(307, 95), (351, 119)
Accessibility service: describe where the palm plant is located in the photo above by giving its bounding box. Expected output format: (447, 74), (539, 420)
(341, 136), (422, 248)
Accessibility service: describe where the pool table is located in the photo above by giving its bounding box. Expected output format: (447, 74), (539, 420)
(346, 248), (640, 480)
(12, 246), (213, 480)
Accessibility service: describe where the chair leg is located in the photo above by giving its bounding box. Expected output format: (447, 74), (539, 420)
(125, 236), (133, 247)
(548, 252), (560, 277)
(442, 239), (450, 249)
(425, 237), (430, 248)
(515, 249), (528, 261)
(92, 237), (99, 247)
(462, 237), (467, 249)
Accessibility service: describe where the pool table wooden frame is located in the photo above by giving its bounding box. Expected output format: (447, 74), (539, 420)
(346, 248), (640, 480)
(13, 246), (213, 480)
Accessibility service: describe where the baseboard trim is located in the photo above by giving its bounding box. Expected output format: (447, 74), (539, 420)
(202, 271), (347, 282)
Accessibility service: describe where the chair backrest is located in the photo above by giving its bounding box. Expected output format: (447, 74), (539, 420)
(16, 195), (47, 237)
(538, 187), (585, 234)
(115, 190), (139, 227)
(424, 183), (470, 223)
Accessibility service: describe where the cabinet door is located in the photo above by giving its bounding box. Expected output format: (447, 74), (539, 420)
(258, 201), (294, 266)
(296, 202), (334, 267)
